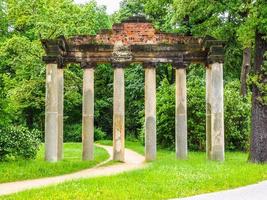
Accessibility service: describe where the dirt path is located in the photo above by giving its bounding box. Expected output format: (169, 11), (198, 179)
(0, 145), (146, 196)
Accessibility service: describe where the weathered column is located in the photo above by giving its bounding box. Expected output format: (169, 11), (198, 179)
(205, 41), (225, 161)
(144, 63), (157, 161)
(175, 65), (187, 159)
(57, 67), (64, 160)
(206, 66), (212, 160)
(210, 62), (224, 161)
(113, 64), (125, 162)
(45, 63), (58, 162)
(82, 63), (95, 161)
(206, 61), (224, 161)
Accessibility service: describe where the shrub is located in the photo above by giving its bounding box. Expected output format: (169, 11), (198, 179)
(64, 123), (82, 142)
(64, 124), (107, 142)
(187, 70), (206, 151)
(156, 79), (175, 149)
(94, 127), (107, 141)
(0, 126), (41, 161)
(224, 80), (251, 151)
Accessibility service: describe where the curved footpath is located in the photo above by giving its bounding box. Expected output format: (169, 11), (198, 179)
(173, 181), (267, 200)
(1, 146), (266, 200)
(0, 145), (146, 196)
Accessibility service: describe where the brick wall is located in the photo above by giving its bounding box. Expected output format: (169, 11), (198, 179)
(70, 21), (200, 46)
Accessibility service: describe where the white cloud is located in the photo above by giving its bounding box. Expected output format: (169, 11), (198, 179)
(74, 0), (122, 14)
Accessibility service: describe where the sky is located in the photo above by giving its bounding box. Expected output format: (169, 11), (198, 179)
(74, 0), (122, 14)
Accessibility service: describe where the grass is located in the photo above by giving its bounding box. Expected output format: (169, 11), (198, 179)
(2, 141), (267, 200)
(0, 143), (109, 183)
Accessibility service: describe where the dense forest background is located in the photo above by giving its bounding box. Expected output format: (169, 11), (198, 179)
(1, 0), (265, 152)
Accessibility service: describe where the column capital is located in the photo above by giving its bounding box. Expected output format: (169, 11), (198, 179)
(81, 62), (97, 69)
(43, 56), (66, 68)
(57, 56), (67, 68)
(172, 62), (188, 69)
(112, 62), (130, 68)
(203, 36), (225, 64)
(143, 62), (158, 69)
(207, 47), (224, 64)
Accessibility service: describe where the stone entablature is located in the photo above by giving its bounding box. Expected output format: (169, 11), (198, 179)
(42, 16), (224, 67)
(42, 15), (225, 163)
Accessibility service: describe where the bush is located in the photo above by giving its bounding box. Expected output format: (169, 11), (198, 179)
(141, 67), (251, 151)
(187, 69), (206, 150)
(156, 79), (175, 149)
(64, 123), (82, 142)
(224, 80), (251, 151)
(94, 127), (107, 141)
(64, 124), (107, 142)
(0, 126), (41, 161)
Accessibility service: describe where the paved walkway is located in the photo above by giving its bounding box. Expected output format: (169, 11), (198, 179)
(0, 145), (146, 196)
(174, 181), (267, 200)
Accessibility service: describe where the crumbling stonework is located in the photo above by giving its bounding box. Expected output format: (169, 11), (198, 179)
(42, 15), (225, 162)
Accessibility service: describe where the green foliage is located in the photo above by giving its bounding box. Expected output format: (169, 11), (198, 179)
(64, 124), (107, 142)
(0, 126), (41, 161)
(63, 65), (83, 130)
(94, 128), (107, 141)
(156, 79), (175, 149)
(224, 80), (251, 151)
(147, 66), (251, 151)
(94, 64), (113, 137)
(0, 0), (111, 132)
(125, 64), (144, 137)
(187, 67), (206, 150)
(0, 35), (45, 128)
(64, 124), (82, 142)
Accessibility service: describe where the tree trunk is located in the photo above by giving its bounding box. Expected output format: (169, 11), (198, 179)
(250, 31), (267, 163)
(240, 47), (251, 96)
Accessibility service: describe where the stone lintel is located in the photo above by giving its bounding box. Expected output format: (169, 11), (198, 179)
(41, 39), (62, 58)
(73, 44), (114, 52)
(143, 62), (158, 68)
(81, 61), (97, 69)
(42, 56), (66, 68)
(43, 56), (57, 64)
(203, 35), (225, 64)
(172, 62), (188, 69)
(112, 62), (131, 68)
(207, 55), (224, 64)
(207, 45), (225, 64)
(203, 35), (225, 49)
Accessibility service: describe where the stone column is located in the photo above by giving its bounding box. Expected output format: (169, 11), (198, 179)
(82, 63), (95, 161)
(206, 66), (212, 159)
(57, 68), (64, 160)
(144, 64), (157, 161)
(207, 62), (224, 161)
(45, 63), (58, 162)
(175, 67), (187, 159)
(113, 64), (125, 162)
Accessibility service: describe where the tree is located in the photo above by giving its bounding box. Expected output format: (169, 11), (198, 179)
(0, 0), (111, 132)
(250, 32), (267, 162)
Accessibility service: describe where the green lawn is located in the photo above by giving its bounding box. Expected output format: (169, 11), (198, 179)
(2, 141), (267, 200)
(0, 143), (109, 183)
